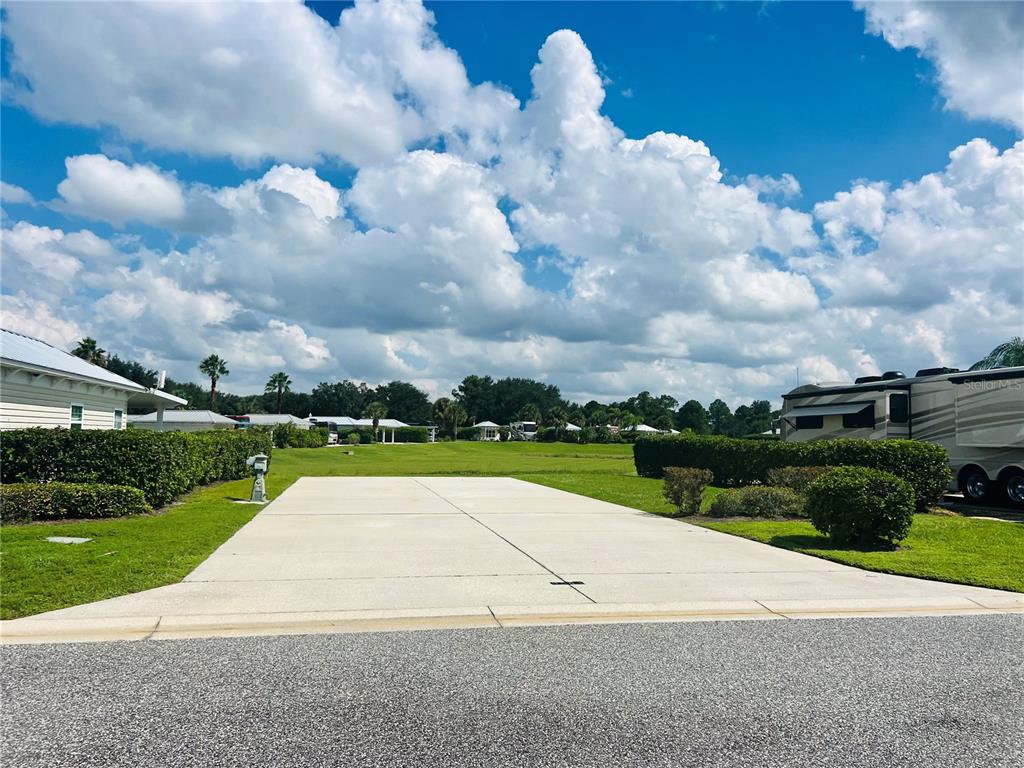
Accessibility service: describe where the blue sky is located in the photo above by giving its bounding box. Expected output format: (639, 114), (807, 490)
(1, 1), (1021, 403)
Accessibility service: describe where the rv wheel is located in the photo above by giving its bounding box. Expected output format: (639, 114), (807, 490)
(958, 468), (991, 505)
(1003, 470), (1024, 508)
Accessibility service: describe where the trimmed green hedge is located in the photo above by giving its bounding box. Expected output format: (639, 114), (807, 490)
(633, 434), (950, 512)
(0, 428), (272, 507)
(1, 482), (151, 524)
(393, 427), (429, 443)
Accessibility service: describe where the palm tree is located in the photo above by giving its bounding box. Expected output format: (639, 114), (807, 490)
(198, 354), (229, 409)
(970, 337), (1024, 370)
(71, 337), (106, 366)
(363, 401), (388, 441)
(265, 371), (292, 414)
(433, 398), (467, 439)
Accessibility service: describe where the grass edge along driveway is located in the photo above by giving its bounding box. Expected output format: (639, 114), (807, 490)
(3, 443), (1022, 619)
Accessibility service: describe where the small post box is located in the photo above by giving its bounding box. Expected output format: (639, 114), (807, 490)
(246, 453), (270, 503)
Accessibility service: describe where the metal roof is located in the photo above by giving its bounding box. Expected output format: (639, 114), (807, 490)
(473, 421), (501, 428)
(2, 328), (149, 391)
(129, 410), (237, 424)
(242, 414), (311, 426)
(309, 416), (410, 428)
(1, 328), (186, 406)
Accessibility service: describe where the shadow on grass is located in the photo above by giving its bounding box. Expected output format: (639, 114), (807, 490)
(769, 533), (898, 553)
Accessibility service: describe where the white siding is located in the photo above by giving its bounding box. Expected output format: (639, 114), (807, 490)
(0, 369), (129, 431)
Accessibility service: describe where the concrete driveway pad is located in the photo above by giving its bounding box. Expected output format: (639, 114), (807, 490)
(3, 476), (1022, 643)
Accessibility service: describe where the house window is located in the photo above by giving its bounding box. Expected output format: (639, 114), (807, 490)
(890, 394), (909, 424)
(842, 404), (875, 429)
(113, 409), (124, 430)
(70, 404), (84, 431)
(794, 415), (823, 430)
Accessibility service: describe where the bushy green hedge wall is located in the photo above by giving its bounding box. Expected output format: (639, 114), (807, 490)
(1, 482), (150, 524)
(633, 434), (950, 512)
(0, 428), (272, 507)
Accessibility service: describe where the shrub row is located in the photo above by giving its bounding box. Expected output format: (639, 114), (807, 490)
(271, 423), (329, 449)
(1, 482), (151, 524)
(706, 486), (806, 519)
(0, 428), (273, 507)
(634, 435), (949, 511)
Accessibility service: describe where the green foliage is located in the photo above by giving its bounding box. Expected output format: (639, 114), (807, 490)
(1, 482), (150, 524)
(706, 486), (806, 519)
(1, 428), (272, 507)
(346, 432), (361, 445)
(662, 467), (714, 515)
(766, 466), (834, 494)
(272, 423), (328, 448)
(456, 426), (481, 441)
(633, 434), (949, 511)
(969, 336), (1024, 370)
(392, 426), (429, 443)
(805, 466), (915, 548)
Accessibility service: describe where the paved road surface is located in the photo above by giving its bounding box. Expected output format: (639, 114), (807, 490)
(5, 478), (1021, 642)
(3, 615), (1022, 767)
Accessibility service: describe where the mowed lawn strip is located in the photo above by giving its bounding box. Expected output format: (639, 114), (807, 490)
(696, 515), (1024, 594)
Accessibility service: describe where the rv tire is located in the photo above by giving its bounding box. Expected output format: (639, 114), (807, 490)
(1001, 469), (1024, 509)
(958, 467), (991, 505)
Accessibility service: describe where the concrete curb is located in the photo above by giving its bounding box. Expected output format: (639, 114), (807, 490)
(3, 598), (1021, 644)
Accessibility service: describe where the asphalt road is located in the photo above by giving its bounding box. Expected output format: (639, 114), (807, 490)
(3, 615), (1023, 768)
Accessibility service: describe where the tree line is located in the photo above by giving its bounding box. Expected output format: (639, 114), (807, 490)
(72, 338), (778, 436)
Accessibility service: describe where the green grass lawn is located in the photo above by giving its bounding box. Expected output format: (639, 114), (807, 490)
(3, 441), (1021, 619)
(697, 515), (1024, 594)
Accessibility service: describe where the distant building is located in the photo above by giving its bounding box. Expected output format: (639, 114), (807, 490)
(129, 410), (238, 432)
(472, 420), (501, 441)
(236, 414), (311, 429)
(0, 329), (185, 431)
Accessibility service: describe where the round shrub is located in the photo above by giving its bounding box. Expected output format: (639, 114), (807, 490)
(346, 432), (361, 445)
(706, 486), (806, 519)
(805, 466), (914, 548)
(662, 467), (714, 516)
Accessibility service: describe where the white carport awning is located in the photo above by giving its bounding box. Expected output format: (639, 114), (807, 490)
(127, 388), (188, 409)
(788, 402), (871, 418)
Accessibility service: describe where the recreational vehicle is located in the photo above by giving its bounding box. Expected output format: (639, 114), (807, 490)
(509, 421), (538, 440)
(780, 366), (1024, 507)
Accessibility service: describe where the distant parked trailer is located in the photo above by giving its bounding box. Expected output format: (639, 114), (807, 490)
(780, 366), (1024, 507)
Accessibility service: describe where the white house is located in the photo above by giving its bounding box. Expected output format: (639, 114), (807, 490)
(238, 414), (311, 429)
(472, 420), (501, 441)
(0, 329), (185, 431)
(129, 410), (237, 432)
(309, 415), (411, 443)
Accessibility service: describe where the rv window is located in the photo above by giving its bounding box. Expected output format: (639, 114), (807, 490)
(842, 404), (875, 429)
(794, 415), (823, 430)
(889, 394), (909, 424)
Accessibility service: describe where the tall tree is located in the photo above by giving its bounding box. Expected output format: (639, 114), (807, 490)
(309, 380), (372, 417)
(452, 375), (496, 423)
(363, 401), (388, 441)
(675, 400), (709, 433)
(198, 354), (229, 409)
(265, 371), (292, 414)
(71, 337), (106, 366)
(707, 399), (734, 436)
(970, 337), (1024, 370)
(375, 380), (432, 423)
(433, 397), (467, 438)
